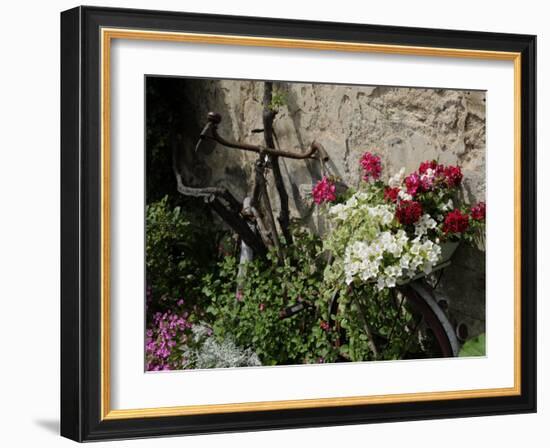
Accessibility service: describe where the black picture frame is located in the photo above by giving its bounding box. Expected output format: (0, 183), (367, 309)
(61, 5), (536, 442)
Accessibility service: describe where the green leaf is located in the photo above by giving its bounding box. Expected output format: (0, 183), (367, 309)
(459, 333), (486, 357)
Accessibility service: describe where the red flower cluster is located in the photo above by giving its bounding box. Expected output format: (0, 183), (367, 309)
(384, 186), (400, 203)
(444, 165), (463, 187)
(360, 152), (382, 182)
(312, 176), (336, 204)
(403, 161), (463, 197)
(443, 209), (470, 234)
(418, 160), (444, 175)
(395, 200), (423, 225)
(319, 320), (330, 331)
(471, 202), (486, 221)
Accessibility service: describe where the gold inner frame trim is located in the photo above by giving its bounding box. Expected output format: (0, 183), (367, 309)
(100, 27), (522, 420)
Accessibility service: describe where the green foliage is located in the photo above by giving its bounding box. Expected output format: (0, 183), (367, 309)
(324, 283), (423, 362)
(269, 90), (288, 111)
(202, 230), (339, 365)
(146, 196), (219, 311)
(459, 333), (486, 357)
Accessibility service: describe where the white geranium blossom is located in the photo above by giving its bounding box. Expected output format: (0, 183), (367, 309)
(414, 214), (437, 236)
(398, 189), (413, 201)
(441, 199), (454, 212)
(369, 205), (395, 226)
(388, 167), (406, 187)
(328, 203), (349, 221)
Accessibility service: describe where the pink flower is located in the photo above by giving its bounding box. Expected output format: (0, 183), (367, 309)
(312, 176), (337, 204)
(404, 173), (421, 196)
(145, 309), (192, 371)
(259, 303), (266, 312)
(319, 320), (330, 331)
(176, 299), (184, 306)
(420, 175), (434, 191)
(236, 290), (244, 302)
(471, 202), (486, 221)
(360, 152), (382, 182)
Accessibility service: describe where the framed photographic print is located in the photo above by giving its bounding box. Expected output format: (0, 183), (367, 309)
(60, 6), (536, 442)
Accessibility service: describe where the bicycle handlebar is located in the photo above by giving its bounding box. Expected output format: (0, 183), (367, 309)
(195, 112), (329, 161)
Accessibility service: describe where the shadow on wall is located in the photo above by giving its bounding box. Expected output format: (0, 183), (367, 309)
(178, 78), (254, 199)
(281, 81), (345, 234)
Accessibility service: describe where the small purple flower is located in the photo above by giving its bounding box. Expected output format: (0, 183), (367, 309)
(236, 290), (244, 302)
(145, 306), (193, 371)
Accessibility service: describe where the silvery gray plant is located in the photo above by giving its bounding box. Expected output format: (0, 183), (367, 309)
(181, 324), (261, 369)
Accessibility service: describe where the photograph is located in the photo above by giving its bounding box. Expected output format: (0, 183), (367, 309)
(144, 77), (487, 371)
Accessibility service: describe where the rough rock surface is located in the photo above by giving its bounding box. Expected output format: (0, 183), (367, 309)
(175, 79), (486, 338)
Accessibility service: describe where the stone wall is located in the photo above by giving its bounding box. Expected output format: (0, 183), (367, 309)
(174, 78), (486, 338)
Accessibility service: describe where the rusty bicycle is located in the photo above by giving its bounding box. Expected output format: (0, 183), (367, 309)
(175, 82), (460, 360)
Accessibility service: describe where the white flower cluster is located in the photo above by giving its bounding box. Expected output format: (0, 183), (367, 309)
(398, 189), (413, 201)
(414, 214), (437, 236)
(327, 187), (442, 291)
(328, 192), (394, 225)
(344, 230), (442, 290)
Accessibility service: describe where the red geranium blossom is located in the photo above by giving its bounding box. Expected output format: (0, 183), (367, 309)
(419, 160), (445, 175)
(360, 152), (382, 182)
(443, 209), (470, 234)
(384, 186), (400, 203)
(444, 165), (463, 187)
(395, 200), (423, 225)
(419, 160), (437, 174)
(471, 202), (486, 221)
(404, 173), (421, 196)
(312, 176), (337, 204)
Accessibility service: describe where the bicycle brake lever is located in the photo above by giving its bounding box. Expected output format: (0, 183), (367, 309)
(195, 112), (224, 153)
(194, 122), (212, 153)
